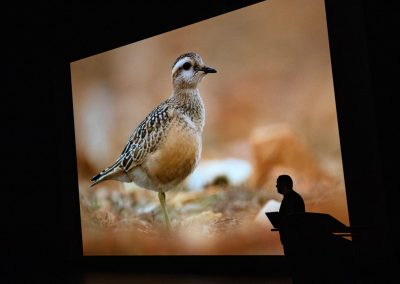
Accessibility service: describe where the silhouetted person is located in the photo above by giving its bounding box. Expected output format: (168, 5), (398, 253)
(276, 175), (305, 253)
(276, 175), (307, 283)
(276, 175), (354, 283)
(277, 175), (305, 217)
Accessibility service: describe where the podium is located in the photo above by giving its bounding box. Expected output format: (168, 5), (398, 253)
(267, 212), (352, 248)
(267, 212), (355, 283)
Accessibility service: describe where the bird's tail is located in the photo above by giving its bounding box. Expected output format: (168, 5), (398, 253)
(90, 172), (108, 187)
(90, 160), (122, 188)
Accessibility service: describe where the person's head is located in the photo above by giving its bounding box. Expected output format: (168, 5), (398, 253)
(276, 175), (293, 196)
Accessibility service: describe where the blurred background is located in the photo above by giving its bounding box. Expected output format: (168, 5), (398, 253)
(71, 0), (349, 255)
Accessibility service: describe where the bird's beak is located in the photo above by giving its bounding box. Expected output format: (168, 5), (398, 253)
(200, 66), (217, 74)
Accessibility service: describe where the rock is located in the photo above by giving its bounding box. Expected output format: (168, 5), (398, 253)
(249, 124), (327, 189)
(249, 124), (349, 225)
(185, 158), (253, 191)
(254, 199), (281, 225)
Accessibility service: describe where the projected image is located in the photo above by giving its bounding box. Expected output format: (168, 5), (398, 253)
(71, 0), (349, 255)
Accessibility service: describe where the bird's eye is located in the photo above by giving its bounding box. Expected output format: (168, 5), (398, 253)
(182, 62), (191, 70)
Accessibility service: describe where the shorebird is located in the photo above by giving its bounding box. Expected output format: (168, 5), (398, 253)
(90, 52), (216, 230)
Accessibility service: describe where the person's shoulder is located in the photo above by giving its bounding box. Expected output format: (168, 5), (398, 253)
(292, 190), (303, 199)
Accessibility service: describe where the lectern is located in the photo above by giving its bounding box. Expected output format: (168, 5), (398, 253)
(267, 212), (355, 283)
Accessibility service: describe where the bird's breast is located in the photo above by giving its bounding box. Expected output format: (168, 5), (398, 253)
(142, 122), (202, 186)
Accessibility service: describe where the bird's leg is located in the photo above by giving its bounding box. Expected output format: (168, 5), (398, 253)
(158, 191), (171, 231)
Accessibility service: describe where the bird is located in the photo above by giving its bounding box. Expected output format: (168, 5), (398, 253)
(90, 52), (217, 230)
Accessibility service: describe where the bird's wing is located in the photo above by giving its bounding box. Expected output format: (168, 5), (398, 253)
(118, 103), (174, 172)
(90, 102), (175, 186)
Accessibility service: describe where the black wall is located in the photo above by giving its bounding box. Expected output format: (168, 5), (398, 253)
(3, 0), (398, 282)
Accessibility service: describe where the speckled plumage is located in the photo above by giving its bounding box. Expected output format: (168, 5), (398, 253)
(90, 52), (216, 198)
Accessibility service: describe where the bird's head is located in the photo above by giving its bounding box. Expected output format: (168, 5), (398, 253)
(171, 52), (217, 90)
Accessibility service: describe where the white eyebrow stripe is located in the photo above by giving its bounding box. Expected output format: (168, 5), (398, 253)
(172, 58), (191, 75)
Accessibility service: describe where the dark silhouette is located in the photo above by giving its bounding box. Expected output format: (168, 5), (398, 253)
(277, 175), (305, 217)
(269, 175), (355, 283)
(275, 175), (305, 256)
